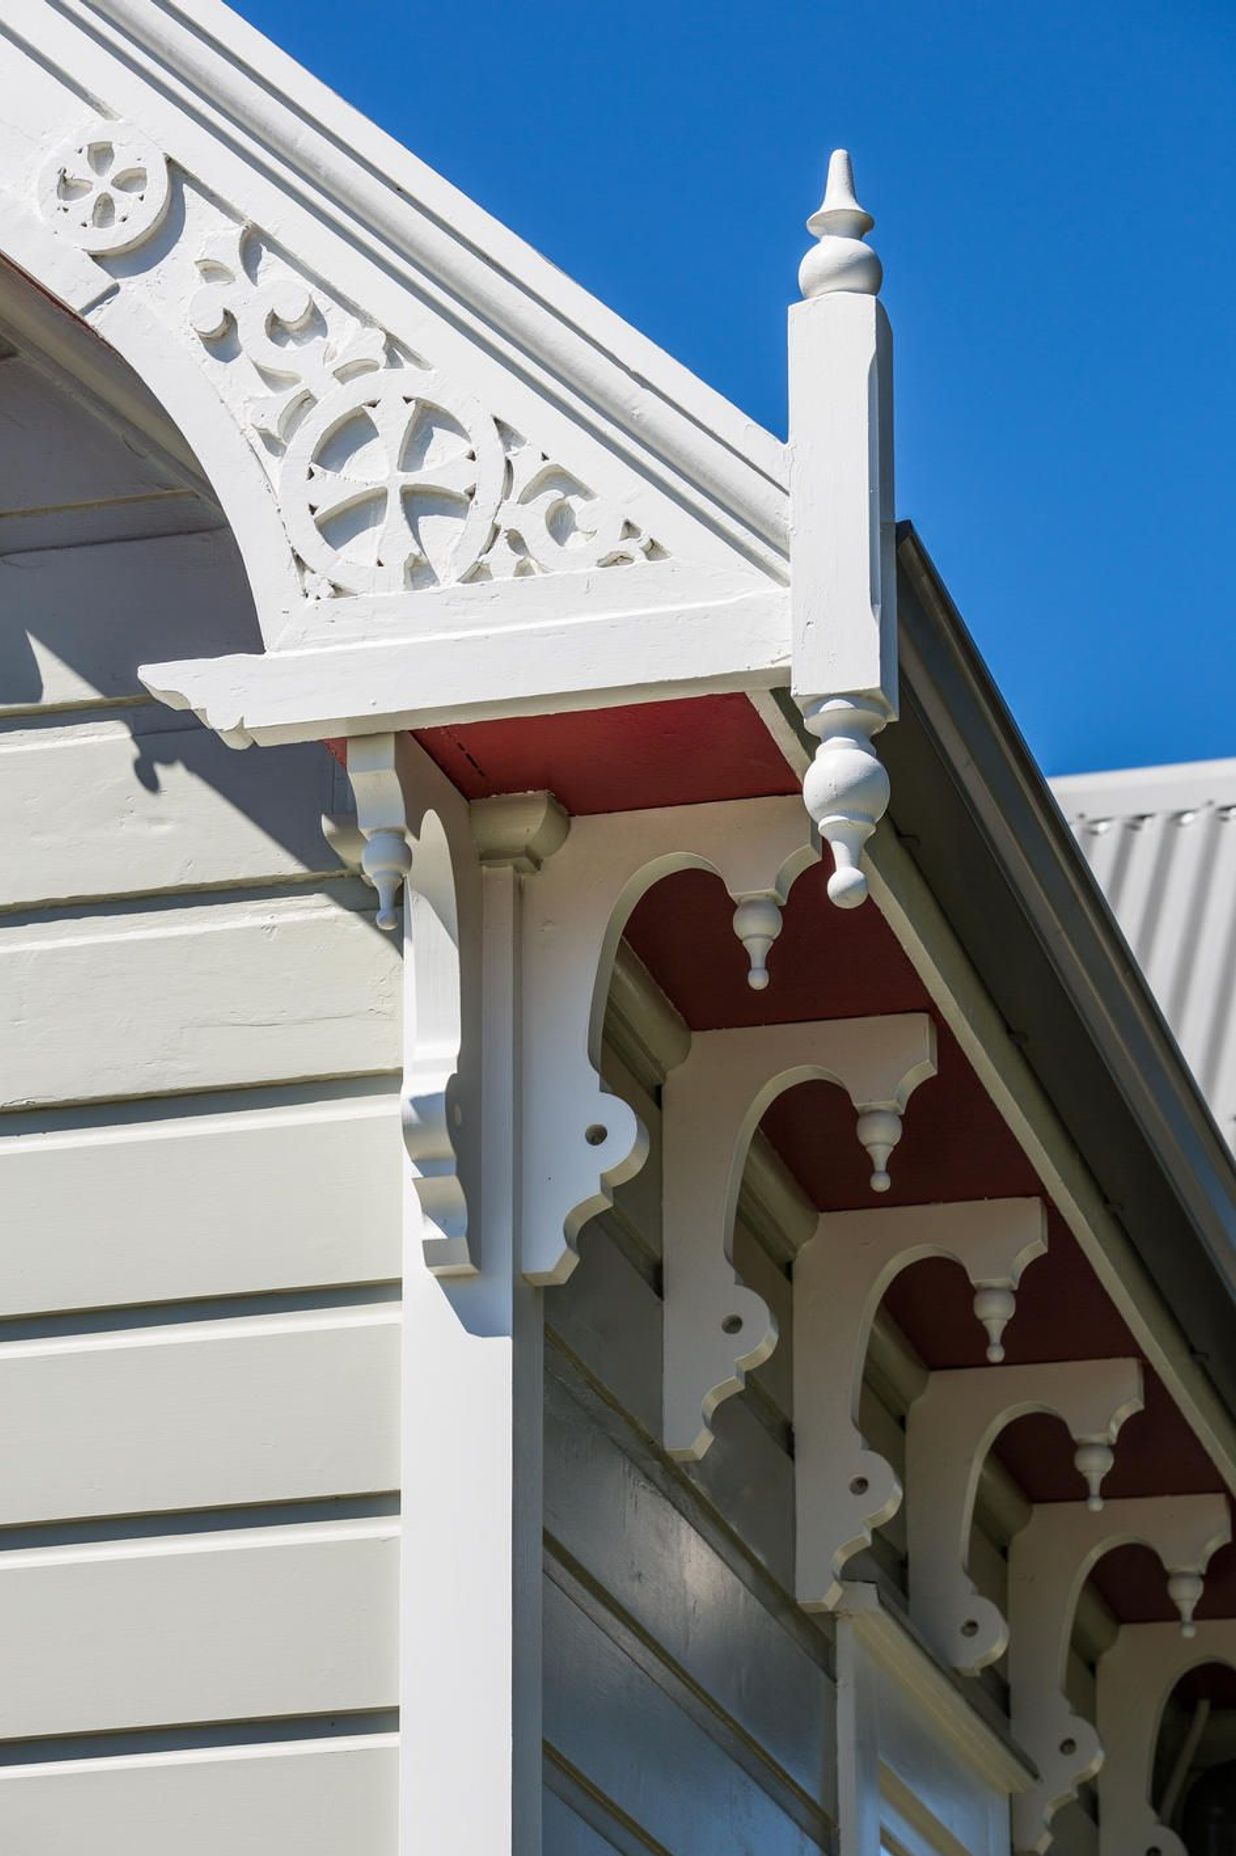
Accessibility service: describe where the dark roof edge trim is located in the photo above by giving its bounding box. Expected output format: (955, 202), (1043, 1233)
(893, 523), (1236, 1313)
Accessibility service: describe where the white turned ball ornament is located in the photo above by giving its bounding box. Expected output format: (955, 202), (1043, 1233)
(361, 827), (413, 932)
(732, 894), (784, 991)
(972, 1285), (1017, 1363)
(856, 1107), (901, 1193)
(1074, 1440), (1115, 1513)
(801, 697), (890, 909)
(799, 150), (883, 300)
(1169, 1570), (1204, 1639)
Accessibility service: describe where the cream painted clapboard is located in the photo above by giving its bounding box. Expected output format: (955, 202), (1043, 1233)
(0, 1088), (401, 1315)
(0, 1307), (399, 1525)
(0, 1737), (399, 1856)
(0, 356), (194, 538)
(1, 710), (345, 907)
(0, 1520), (399, 1739)
(0, 307), (403, 1852)
(0, 888), (399, 1107)
(1, 528), (257, 713)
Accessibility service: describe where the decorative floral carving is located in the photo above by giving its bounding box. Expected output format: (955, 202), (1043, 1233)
(188, 227), (388, 441)
(189, 226), (660, 595)
(282, 371), (507, 595)
(38, 122), (170, 256)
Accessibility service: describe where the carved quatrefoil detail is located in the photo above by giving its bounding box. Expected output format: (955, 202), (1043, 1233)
(39, 122), (170, 257)
(189, 225), (661, 596)
(282, 373), (508, 594)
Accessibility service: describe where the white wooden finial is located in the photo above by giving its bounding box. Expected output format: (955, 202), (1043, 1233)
(731, 894), (783, 990)
(1168, 1569), (1204, 1639)
(790, 150), (897, 910)
(801, 698), (891, 907)
(800, 149), (883, 300)
(1074, 1439), (1115, 1512)
(855, 1106), (901, 1192)
(972, 1284), (1017, 1363)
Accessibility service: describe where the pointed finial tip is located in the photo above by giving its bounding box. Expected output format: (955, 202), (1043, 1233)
(800, 147), (882, 300)
(820, 150), (865, 218)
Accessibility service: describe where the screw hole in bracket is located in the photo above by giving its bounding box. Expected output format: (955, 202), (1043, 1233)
(721, 1315), (743, 1336)
(584, 1124), (607, 1146)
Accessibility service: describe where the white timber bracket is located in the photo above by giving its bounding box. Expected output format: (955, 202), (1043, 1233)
(401, 787), (568, 1856)
(343, 734), (481, 1275)
(793, 1198), (1048, 1611)
(1008, 1494), (1230, 1855)
(1096, 1617), (1236, 1856)
(789, 151), (897, 909)
(662, 1014), (939, 1461)
(337, 745), (567, 1848)
(906, 1358), (1145, 1675)
(520, 795), (819, 1286)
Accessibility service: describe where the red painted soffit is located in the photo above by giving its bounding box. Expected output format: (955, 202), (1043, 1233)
(325, 696), (1233, 1628)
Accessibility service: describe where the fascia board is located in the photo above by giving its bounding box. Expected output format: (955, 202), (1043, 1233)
(141, 583), (792, 747)
(885, 524), (1236, 1428)
(51, 0), (789, 565)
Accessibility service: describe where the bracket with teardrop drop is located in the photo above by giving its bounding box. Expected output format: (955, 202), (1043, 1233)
(1096, 1618), (1236, 1856)
(793, 1198), (1048, 1611)
(662, 1015), (939, 1461)
(1008, 1494), (1230, 1855)
(520, 795), (818, 1286)
(345, 733), (485, 1276)
(905, 1358), (1144, 1675)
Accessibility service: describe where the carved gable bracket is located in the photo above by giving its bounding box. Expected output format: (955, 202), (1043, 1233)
(1009, 1495), (1230, 1854)
(34, 119), (669, 650)
(1096, 1618), (1236, 1856)
(906, 1359), (1144, 1675)
(342, 734), (491, 1275)
(793, 1198), (1048, 1610)
(520, 797), (820, 1287)
(661, 1016), (940, 1464)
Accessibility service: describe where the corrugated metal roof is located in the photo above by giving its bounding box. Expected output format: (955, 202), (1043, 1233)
(1052, 758), (1236, 1143)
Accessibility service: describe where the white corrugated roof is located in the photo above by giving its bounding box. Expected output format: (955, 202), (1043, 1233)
(1053, 758), (1236, 1142)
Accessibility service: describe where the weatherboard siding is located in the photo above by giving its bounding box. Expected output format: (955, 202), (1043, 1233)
(0, 345), (402, 1853)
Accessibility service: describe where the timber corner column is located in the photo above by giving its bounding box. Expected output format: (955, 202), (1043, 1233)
(345, 736), (563, 1856)
(789, 150), (897, 907)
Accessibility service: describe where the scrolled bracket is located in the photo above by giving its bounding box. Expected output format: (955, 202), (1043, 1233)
(793, 1198), (1047, 1610)
(663, 1015), (941, 1464)
(906, 1358), (1144, 1675)
(344, 733), (482, 1276)
(1009, 1495), (1230, 1855)
(1096, 1619), (1236, 1856)
(521, 795), (819, 1288)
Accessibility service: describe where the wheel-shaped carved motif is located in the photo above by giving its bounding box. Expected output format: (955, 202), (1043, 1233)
(39, 123), (170, 257)
(280, 372), (506, 594)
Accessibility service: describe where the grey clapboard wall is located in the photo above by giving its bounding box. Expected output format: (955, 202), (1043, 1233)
(0, 312), (403, 1854)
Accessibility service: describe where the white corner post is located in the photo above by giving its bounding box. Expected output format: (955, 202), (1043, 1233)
(355, 736), (563, 1856)
(789, 150), (897, 908)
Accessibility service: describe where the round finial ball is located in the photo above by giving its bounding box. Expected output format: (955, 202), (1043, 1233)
(799, 239), (883, 300)
(827, 866), (870, 908)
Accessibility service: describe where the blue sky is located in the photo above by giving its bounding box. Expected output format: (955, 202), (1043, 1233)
(237, 0), (1233, 776)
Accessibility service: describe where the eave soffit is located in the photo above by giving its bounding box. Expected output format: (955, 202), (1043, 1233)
(0, 0), (791, 727)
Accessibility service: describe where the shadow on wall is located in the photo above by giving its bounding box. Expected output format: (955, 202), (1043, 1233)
(0, 521), (371, 918)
